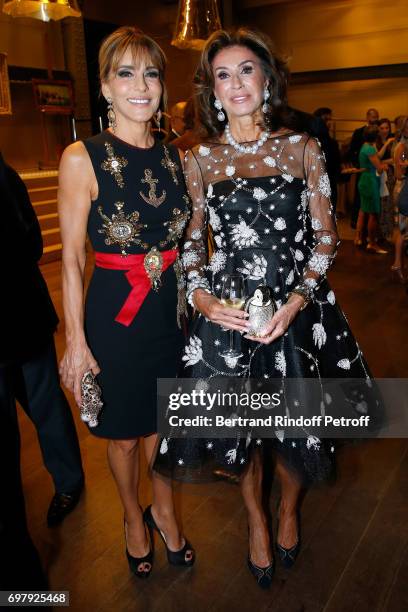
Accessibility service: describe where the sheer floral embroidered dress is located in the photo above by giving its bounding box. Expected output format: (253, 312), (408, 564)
(154, 132), (375, 483)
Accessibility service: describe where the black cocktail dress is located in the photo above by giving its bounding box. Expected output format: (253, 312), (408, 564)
(154, 132), (380, 483)
(82, 131), (189, 439)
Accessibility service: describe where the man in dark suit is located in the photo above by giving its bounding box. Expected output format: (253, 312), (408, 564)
(347, 108), (380, 227)
(313, 107), (341, 214)
(348, 108), (380, 167)
(0, 152), (84, 527)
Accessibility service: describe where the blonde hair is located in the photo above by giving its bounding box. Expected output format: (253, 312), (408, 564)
(98, 26), (167, 111)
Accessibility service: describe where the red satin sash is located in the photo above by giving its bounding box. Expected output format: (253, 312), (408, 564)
(94, 250), (178, 327)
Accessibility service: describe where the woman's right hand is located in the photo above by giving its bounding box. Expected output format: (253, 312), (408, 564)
(59, 341), (100, 407)
(192, 289), (249, 332)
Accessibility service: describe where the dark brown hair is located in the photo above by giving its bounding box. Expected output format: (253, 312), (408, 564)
(99, 26), (167, 111)
(363, 125), (379, 143)
(194, 27), (297, 137)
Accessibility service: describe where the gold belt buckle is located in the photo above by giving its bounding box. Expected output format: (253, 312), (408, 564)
(144, 247), (163, 291)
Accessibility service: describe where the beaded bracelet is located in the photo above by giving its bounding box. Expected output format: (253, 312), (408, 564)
(287, 288), (310, 311)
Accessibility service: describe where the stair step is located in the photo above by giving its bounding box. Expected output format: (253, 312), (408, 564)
(38, 212), (59, 231)
(33, 198), (58, 215)
(28, 185), (58, 203)
(42, 227), (61, 248)
(40, 243), (62, 264)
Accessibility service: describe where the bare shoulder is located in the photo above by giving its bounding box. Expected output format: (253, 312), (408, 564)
(60, 141), (92, 174)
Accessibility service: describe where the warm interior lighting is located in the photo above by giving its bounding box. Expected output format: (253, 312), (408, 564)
(2, 0), (81, 22)
(171, 0), (221, 50)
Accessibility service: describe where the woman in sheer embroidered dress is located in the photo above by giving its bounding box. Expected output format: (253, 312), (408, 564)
(154, 28), (373, 588)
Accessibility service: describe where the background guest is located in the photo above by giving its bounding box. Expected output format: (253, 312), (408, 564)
(166, 100), (187, 142)
(354, 126), (388, 253)
(348, 108), (380, 227)
(391, 115), (408, 282)
(313, 107), (341, 214)
(0, 151), (84, 528)
(171, 97), (200, 152)
(376, 118), (395, 241)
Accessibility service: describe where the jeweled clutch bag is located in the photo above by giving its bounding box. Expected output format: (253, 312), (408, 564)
(80, 371), (103, 428)
(245, 285), (276, 337)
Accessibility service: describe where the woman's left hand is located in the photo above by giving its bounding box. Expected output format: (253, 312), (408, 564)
(244, 296), (303, 345)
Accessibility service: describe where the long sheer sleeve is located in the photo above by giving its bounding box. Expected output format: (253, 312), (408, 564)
(182, 149), (211, 306)
(294, 136), (340, 302)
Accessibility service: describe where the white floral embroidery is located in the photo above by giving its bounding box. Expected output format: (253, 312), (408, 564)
(337, 358), (351, 370)
(311, 218), (323, 231)
(214, 234), (222, 248)
(195, 378), (209, 392)
(199, 145), (210, 157)
(263, 156), (276, 167)
(275, 430), (285, 442)
(237, 253), (267, 280)
(208, 205), (221, 231)
(275, 351), (287, 376)
(182, 250), (200, 268)
(187, 270), (199, 279)
(295, 229), (303, 242)
(295, 249), (304, 261)
(301, 189), (308, 209)
(182, 336), (203, 367)
(318, 173), (331, 198)
(304, 277), (318, 288)
(224, 355), (240, 369)
(207, 183), (214, 198)
(312, 322), (327, 349)
(208, 250), (227, 273)
(225, 165), (235, 177)
(159, 438), (168, 454)
(282, 173), (294, 182)
(230, 217), (260, 248)
(327, 290), (335, 305)
(308, 252), (331, 275)
(274, 217), (286, 230)
(253, 187), (268, 201)
(289, 134), (302, 143)
(306, 435), (321, 450)
(286, 269), (294, 285)
(191, 229), (202, 240)
(226, 448), (237, 464)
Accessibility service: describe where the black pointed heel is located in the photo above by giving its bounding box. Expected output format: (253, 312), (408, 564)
(143, 505), (195, 567)
(276, 509), (301, 569)
(247, 555), (275, 589)
(124, 517), (154, 578)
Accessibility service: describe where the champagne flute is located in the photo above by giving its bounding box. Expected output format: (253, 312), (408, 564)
(219, 274), (246, 358)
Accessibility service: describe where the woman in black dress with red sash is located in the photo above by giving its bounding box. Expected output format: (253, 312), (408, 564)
(58, 27), (194, 577)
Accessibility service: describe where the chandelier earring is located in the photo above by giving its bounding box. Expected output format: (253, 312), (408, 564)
(107, 98), (116, 131)
(154, 109), (162, 132)
(262, 86), (270, 114)
(214, 98), (225, 122)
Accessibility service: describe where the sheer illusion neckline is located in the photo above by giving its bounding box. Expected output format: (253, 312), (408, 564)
(206, 130), (297, 146)
(105, 130), (158, 151)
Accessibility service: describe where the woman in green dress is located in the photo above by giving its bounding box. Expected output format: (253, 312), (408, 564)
(354, 125), (388, 253)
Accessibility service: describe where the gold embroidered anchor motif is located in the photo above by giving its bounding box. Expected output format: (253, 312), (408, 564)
(139, 169), (166, 207)
(161, 145), (179, 185)
(101, 143), (128, 188)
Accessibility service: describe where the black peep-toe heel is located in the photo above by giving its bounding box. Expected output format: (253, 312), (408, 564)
(124, 516), (154, 578)
(143, 505), (195, 567)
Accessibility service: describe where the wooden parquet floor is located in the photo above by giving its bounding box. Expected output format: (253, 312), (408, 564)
(18, 238), (408, 612)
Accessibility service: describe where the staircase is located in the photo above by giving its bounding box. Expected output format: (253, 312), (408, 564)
(20, 171), (61, 264)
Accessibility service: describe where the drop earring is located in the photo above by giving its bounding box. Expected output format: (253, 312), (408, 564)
(262, 86), (270, 114)
(154, 109), (162, 132)
(107, 98), (116, 131)
(214, 98), (225, 122)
